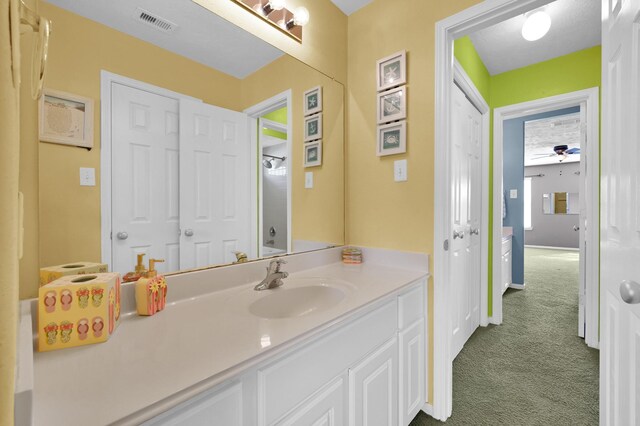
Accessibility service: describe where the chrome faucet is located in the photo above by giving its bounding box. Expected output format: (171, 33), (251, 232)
(254, 258), (288, 291)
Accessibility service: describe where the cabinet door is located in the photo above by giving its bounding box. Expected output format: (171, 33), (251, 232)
(277, 377), (345, 426)
(144, 382), (242, 426)
(399, 320), (425, 425)
(348, 337), (398, 426)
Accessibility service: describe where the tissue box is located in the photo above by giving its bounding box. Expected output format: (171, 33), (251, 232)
(39, 262), (108, 286)
(38, 273), (121, 352)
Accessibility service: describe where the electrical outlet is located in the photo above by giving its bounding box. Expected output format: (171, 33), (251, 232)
(305, 172), (313, 189)
(80, 168), (96, 186)
(394, 160), (407, 182)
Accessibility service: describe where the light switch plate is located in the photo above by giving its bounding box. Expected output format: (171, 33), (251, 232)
(394, 159), (407, 182)
(80, 168), (96, 186)
(305, 172), (313, 189)
(510, 189), (517, 199)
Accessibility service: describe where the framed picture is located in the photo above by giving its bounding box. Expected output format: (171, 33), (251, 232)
(303, 86), (322, 116)
(304, 113), (323, 142)
(377, 86), (407, 124)
(39, 89), (94, 149)
(304, 141), (322, 167)
(376, 50), (407, 92)
(377, 121), (406, 157)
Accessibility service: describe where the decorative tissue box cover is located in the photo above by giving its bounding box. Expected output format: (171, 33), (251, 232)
(39, 262), (108, 286)
(38, 273), (121, 352)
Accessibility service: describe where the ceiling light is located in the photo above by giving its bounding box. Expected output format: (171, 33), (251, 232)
(522, 10), (551, 41)
(293, 7), (310, 26)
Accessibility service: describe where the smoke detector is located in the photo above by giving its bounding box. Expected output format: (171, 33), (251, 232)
(135, 8), (177, 33)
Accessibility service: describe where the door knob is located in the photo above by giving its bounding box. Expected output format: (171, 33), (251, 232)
(470, 228), (480, 235)
(184, 229), (194, 237)
(116, 232), (128, 240)
(573, 225), (580, 231)
(453, 230), (465, 240)
(620, 280), (640, 304)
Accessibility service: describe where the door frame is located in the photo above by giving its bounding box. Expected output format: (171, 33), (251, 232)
(492, 88), (600, 349)
(434, 0), (573, 420)
(99, 71), (201, 270)
(244, 90), (293, 259)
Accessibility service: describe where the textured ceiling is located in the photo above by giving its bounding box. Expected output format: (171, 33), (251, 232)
(44, 0), (284, 79)
(329, 0), (373, 15)
(469, 0), (600, 75)
(524, 113), (581, 166)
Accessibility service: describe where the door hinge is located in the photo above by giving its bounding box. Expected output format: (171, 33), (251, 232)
(443, 239), (449, 251)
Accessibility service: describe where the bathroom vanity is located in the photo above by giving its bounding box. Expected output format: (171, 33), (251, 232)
(18, 247), (429, 425)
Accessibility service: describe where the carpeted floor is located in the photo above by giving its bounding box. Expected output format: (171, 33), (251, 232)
(411, 248), (599, 425)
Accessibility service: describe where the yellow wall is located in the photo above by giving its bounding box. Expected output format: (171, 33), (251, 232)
(193, 0), (348, 84)
(242, 55), (345, 245)
(346, 0), (483, 404)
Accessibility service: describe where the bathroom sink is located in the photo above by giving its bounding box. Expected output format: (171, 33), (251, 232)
(248, 279), (352, 319)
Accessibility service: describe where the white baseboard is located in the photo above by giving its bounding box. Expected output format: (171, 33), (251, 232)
(508, 282), (526, 290)
(421, 403), (434, 416)
(525, 245), (579, 251)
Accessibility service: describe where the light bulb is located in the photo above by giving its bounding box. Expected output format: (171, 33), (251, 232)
(269, 0), (286, 11)
(293, 6), (309, 26)
(521, 11), (551, 41)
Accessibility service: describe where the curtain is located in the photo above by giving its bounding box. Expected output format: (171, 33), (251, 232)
(0, 0), (21, 423)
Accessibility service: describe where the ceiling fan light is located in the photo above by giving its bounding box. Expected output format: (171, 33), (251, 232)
(522, 11), (551, 41)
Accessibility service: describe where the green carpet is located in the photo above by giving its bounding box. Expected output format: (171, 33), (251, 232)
(411, 248), (599, 425)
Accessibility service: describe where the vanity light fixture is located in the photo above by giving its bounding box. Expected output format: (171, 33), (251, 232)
(521, 9), (551, 41)
(231, 0), (308, 42)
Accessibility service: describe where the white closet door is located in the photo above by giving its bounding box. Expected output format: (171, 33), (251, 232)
(111, 83), (180, 274)
(450, 84), (482, 360)
(179, 99), (251, 269)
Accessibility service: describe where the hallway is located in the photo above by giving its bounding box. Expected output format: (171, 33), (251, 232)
(412, 248), (599, 425)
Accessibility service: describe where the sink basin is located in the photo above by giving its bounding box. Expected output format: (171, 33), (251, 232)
(249, 284), (348, 319)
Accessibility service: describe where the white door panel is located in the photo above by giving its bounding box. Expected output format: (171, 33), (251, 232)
(180, 99), (251, 270)
(451, 84), (482, 359)
(111, 84), (180, 275)
(601, 0), (640, 423)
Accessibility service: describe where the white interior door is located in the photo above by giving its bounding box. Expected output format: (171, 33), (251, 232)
(450, 84), (482, 359)
(111, 83), (180, 275)
(601, 0), (640, 423)
(179, 99), (251, 269)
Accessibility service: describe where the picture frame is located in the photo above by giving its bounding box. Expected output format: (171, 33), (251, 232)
(304, 113), (323, 142)
(303, 86), (322, 116)
(304, 140), (322, 167)
(377, 86), (407, 124)
(376, 50), (407, 92)
(377, 121), (406, 157)
(39, 89), (94, 149)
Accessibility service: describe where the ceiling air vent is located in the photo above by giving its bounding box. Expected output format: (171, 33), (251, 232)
(135, 8), (177, 33)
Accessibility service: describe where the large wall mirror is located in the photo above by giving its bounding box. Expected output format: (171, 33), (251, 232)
(37, 0), (344, 277)
(542, 192), (579, 215)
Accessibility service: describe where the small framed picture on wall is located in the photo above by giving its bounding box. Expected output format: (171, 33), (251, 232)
(377, 121), (406, 157)
(303, 86), (322, 116)
(376, 50), (407, 92)
(304, 113), (323, 142)
(377, 86), (407, 124)
(39, 89), (94, 149)
(304, 140), (322, 167)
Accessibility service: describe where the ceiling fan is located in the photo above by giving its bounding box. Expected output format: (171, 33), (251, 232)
(530, 144), (580, 162)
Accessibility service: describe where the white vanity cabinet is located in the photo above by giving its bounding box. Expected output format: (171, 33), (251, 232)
(145, 279), (426, 426)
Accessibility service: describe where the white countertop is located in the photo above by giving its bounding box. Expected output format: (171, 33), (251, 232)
(28, 247), (428, 426)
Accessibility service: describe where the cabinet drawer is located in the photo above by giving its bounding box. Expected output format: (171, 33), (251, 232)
(501, 237), (512, 255)
(398, 282), (425, 329)
(258, 299), (397, 425)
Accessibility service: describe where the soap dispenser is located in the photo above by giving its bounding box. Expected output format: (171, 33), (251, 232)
(123, 253), (147, 283)
(135, 258), (167, 316)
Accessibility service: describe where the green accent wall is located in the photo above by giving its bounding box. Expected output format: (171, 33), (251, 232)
(454, 36), (491, 102)
(453, 39), (601, 317)
(262, 107), (288, 139)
